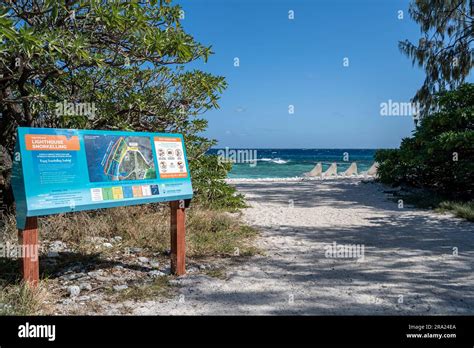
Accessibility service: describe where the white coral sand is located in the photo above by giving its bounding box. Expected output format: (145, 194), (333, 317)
(117, 179), (474, 315)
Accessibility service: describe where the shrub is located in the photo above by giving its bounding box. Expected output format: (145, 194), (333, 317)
(375, 83), (474, 200)
(189, 154), (246, 210)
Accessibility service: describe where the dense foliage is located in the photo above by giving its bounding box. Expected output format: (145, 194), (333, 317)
(190, 155), (246, 210)
(399, 0), (474, 118)
(375, 83), (474, 199)
(0, 0), (244, 210)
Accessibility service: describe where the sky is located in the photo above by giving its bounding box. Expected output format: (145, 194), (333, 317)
(176, 0), (432, 149)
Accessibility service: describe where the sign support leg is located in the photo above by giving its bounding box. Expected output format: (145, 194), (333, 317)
(170, 201), (186, 275)
(18, 216), (39, 286)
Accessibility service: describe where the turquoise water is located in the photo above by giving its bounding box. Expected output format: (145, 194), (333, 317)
(207, 149), (377, 179)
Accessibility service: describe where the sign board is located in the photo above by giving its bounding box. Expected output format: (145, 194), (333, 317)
(12, 127), (193, 229)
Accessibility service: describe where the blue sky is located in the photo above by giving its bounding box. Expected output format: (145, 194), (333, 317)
(177, 0), (431, 148)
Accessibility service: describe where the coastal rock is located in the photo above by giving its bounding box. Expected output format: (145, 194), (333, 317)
(0, 303), (12, 312)
(138, 257), (149, 264)
(96, 275), (113, 282)
(86, 236), (107, 243)
(149, 261), (160, 268)
(130, 247), (142, 254)
(87, 270), (103, 278)
(113, 284), (129, 292)
(61, 272), (86, 281)
(79, 283), (92, 291)
(50, 240), (67, 252)
(87, 270), (112, 282)
(112, 236), (122, 243)
(67, 285), (81, 297)
(148, 270), (165, 278)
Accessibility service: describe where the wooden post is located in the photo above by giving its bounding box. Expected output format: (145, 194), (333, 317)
(18, 216), (39, 286)
(170, 200), (186, 275)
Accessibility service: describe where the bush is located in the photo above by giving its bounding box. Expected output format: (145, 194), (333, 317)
(189, 154), (246, 210)
(375, 83), (474, 200)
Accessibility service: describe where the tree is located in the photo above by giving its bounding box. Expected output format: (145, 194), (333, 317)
(375, 83), (474, 199)
(0, 0), (232, 209)
(400, 0), (474, 118)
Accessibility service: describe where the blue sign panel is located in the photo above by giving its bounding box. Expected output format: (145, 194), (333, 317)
(12, 127), (193, 229)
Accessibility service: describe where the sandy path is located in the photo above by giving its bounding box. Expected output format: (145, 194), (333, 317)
(128, 179), (474, 315)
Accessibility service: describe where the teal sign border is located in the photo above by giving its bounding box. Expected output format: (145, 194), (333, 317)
(12, 127), (193, 229)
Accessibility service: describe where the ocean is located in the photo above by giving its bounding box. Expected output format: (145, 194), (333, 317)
(207, 148), (377, 179)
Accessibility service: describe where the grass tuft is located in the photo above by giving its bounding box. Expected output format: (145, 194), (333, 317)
(187, 210), (259, 257)
(437, 201), (474, 222)
(0, 281), (53, 315)
(203, 268), (227, 279)
(110, 277), (173, 302)
(392, 190), (474, 221)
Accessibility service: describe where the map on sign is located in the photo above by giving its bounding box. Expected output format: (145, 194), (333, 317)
(84, 135), (156, 182)
(12, 127), (193, 230)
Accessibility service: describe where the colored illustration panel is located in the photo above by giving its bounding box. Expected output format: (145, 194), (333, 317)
(12, 127), (193, 229)
(123, 186), (133, 199)
(154, 137), (188, 179)
(84, 135), (156, 182)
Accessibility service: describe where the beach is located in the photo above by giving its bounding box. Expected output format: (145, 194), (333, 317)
(1, 1), (472, 344)
(122, 178), (474, 315)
